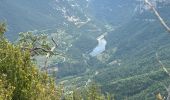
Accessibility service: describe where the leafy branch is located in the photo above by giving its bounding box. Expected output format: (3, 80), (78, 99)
(18, 32), (59, 73)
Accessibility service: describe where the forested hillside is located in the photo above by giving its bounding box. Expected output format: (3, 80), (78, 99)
(1, 0), (170, 99)
(0, 23), (114, 100)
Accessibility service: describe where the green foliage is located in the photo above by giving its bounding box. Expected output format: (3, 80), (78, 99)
(0, 22), (6, 37)
(72, 89), (82, 100)
(63, 90), (83, 100)
(0, 24), (109, 100)
(86, 83), (105, 100)
(17, 32), (51, 56)
(106, 93), (114, 100)
(0, 74), (15, 100)
(1, 0), (170, 99)
(0, 39), (62, 100)
(62, 83), (114, 100)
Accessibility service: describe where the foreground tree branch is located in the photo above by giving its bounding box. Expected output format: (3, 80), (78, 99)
(21, 47), (52, 54)
(44, 37), (58, 73)
(144, 0), (170, 33)
(18, 32), (61, 73)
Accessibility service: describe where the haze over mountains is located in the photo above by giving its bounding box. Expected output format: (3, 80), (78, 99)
(1, 0), (170, 99)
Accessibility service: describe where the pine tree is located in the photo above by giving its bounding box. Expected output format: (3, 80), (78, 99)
(87, 83), (104, 100)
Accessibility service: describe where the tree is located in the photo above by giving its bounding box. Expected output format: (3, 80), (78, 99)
(72, 89), (83, 100)
(106, 92), (114, 100)
(0, 25), (62, 100)
(86, 83), (105, 100)
(17, 32), (58, 73)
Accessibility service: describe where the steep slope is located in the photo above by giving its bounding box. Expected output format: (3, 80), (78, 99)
(1, 0), (170, 99)
(0, 0), (137, 77)
(56, 1), (170, 99)
(98, 1), (170, 99)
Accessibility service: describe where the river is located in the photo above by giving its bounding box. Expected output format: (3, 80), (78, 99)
(90, 35), (107, 56)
